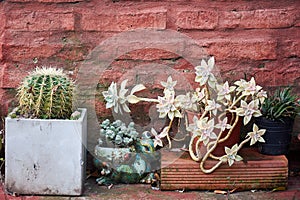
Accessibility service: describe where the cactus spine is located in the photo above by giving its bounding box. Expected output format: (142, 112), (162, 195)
(17, 67), (75, 119)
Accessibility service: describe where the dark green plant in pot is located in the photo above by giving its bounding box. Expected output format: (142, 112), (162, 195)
(260, 87), (300, 122)
(257, 87), (300, 155)
(16, 67), (75, 119)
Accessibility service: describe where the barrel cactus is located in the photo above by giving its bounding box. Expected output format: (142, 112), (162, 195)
(17, 67), (75, 119)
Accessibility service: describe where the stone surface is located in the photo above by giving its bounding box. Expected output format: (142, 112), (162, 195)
(207, 38), (277, 60)
(6, 11), (75, 31)
(0, 1), (300, 185)
(1, 176), (300, 200)
(1, 63), (36, 88)
(0, 3), (4, 61)
(176, 10), (218, 30)
(0, 44), (2, 61)
(81, 10), (167, 31)
(1, 145), (300, 199)
(239, 9), (298, 29)
(4, 44), (63, 62)
(218, 11), (242, 29)
(1, 0), (299, 96)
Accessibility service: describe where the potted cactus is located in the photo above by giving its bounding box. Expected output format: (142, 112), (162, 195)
(256, 87), (300, 155)
(5, 67), (87, 195)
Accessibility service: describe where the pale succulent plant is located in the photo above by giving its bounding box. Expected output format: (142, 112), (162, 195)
(102, 56), (268, 173)
(99, 119), (139, 148)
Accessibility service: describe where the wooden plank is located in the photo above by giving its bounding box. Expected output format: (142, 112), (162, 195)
(160, 148), (288, 191)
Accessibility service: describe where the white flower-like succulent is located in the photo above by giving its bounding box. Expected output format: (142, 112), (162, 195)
(220, 144), (243, 166)
(234, 79), (247, 96)
(195, 57), (217, 88)
(151, 127), (168, 147)
(188, 117), (217, 146)
(235, 77), (262, 96)
(175, 92), (198, 111)
(247, 124), (266, 146)
(126, 84), (146, 104)
(256, 89), (267, 104)
(102, 80), (130, 114)
(205, 99), (222, 115)
(216, 81), (236, 102)
(103, 80), (147, 114)
(187, 115), (203, 135)
(156, 90), (182, 120)
(236, 99), (262, 125)
(161, 76), (177, 92)
(195, 87), (206, 102)
(215, 117), (232, 132)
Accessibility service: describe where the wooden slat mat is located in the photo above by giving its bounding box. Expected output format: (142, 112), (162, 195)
(160, 148), (288, 191)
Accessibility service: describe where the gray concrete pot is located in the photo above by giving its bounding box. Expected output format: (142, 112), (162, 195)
(5, 108), (87, 196)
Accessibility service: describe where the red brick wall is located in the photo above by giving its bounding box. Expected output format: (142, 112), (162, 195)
(0, 0), (300, 119)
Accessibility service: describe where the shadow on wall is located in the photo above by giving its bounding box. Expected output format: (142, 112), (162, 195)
(293, 116), (300, 137)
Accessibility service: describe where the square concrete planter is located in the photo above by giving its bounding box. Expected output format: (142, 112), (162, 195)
(5, 108), (87, 196)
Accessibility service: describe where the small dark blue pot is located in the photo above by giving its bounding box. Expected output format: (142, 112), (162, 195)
(256, 117), (294, 155)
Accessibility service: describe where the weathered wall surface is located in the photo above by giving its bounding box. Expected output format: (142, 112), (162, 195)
(0, 0), (299, 126)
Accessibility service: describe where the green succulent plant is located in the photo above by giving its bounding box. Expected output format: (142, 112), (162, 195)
(100, 119), (139, 148)
(16, 67), (75, 119)
(260, 87), (300, 121)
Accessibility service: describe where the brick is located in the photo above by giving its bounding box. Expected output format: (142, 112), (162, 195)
(101, 69), (124, 84)
(36, 0), (84, 3)
(75, 32), (115, 50)
(81, 10), (167, 31)
(118, 48), (179, 61)
(240, 9), (298, 29)
(282, 39), (300, 58)
(181, 72), (198, 89)
(0, 44), (2, 61)
(1, 63), (35, 88)
(4, 44), (63, 62)
(0, 63), (3, 87)
(5, 195), (27, 200)
(4, 31), (58, 46)
(6, 11), (75, 31)
(94, 99), (112, 119)
(0, 88), (17, 117)
(219, 11), (242, 29)
(8, 0), (82, 2)
(274, 59), (300, 86)
(253, 70), (276, 87)
(0, 3), (4, 62)
(207, 38), (277, 60)
(56, 44), (89, 61)
(4, 31), (99, 53)
(217, 60), (252, 74)
(176, 10), (218, 30)
(172, 58), (194, 71)
(38, 0), (83, 2)
(252, 59), (300, 87)
(0, 3), (5, 33)
(109, 60), (137, 71)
